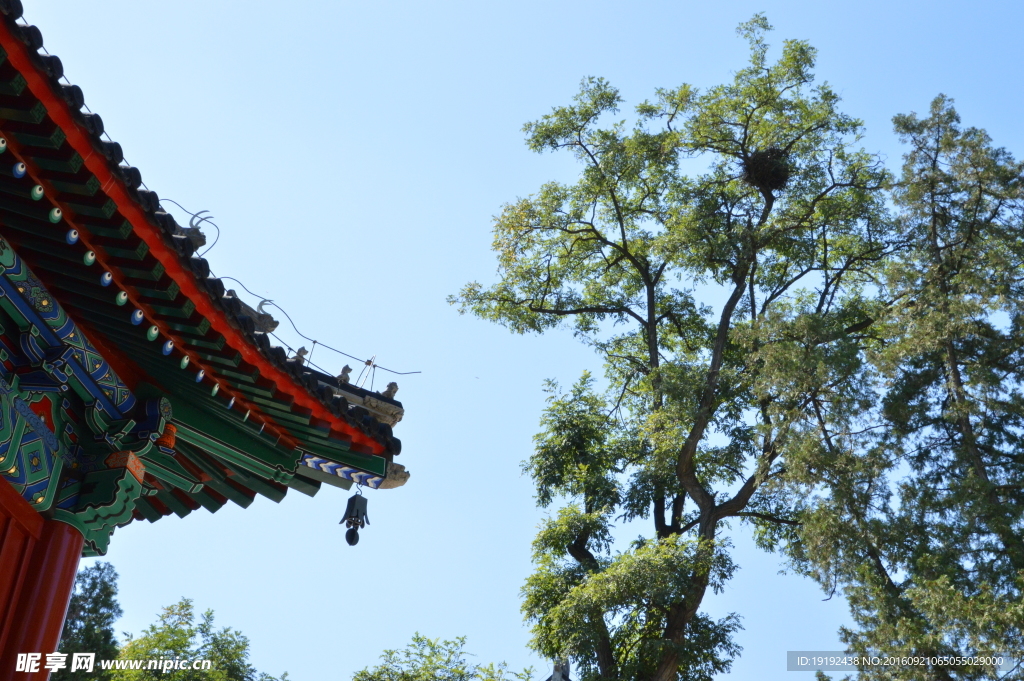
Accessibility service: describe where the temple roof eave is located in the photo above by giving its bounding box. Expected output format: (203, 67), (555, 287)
(0, 9), (405, 466)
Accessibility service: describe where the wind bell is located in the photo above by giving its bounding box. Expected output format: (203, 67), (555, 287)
(340, 491), (369, 546)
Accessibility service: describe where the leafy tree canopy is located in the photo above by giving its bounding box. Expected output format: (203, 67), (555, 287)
(452, 13), (1023, 681)
(351, 633), (533, 681)
(453, 13), (890, 681)
(110, 599), (286, 681)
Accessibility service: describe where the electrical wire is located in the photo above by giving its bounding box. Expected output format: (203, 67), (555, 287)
(263, 299), (420, 376)
(214, 276), (270, 302)
(269, 332), (337, 378)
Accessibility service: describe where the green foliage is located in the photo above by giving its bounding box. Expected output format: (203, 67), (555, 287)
(110, 599), (285, 681)
(452, 14), (891, 681)
(55, 562), (123, 681)
(524, 528), (740, 681)
(789, 96), (1024, 680)
(453, 11), (1024, 679)
(351, 633), (533, 681)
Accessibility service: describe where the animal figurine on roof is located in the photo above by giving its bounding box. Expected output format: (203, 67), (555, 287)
(289, 347), (308, 367)
(181, 210), (211, 250)
(225, 291), (280, 334)
(254, 300), (280, 333)
(379, 382), (398, 399)
(338, 365), (352, 384)
(180, 225), (207, 250)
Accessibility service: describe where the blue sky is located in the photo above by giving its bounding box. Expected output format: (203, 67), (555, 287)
(26, 0), (1023, 678)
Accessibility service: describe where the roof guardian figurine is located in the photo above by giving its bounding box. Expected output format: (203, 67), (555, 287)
(341, 492), (369, 545)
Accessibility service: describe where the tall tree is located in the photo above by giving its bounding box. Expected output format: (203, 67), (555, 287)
(54, 562), (123, 681)
(352, 633), (533, 681)
(452, 15), (889, 681)
(792, 97), (1024, 680)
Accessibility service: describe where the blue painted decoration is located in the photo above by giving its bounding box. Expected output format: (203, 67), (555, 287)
(299, 453), (384, 489)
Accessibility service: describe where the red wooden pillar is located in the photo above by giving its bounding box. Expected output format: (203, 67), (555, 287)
(0, 482), (82, 681)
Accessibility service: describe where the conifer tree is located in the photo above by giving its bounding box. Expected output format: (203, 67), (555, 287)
(793, 96), (1024, 680)
(55, 562), (123, 681)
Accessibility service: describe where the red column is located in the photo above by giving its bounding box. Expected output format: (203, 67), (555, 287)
(0, 482), (83, 681)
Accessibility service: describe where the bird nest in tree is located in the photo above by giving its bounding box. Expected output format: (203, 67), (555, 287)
(741, 148), (791, 192)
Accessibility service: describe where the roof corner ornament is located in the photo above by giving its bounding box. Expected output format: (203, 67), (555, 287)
(377, 461), (410, 490)
(341, 490), (369, 546)
(338, 365), (352, 384)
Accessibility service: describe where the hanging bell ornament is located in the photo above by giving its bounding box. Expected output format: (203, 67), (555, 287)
(340, 492), (369, 545)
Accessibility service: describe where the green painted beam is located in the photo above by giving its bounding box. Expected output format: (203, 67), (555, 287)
(0, 99), (44, 123)
(112, 259), (165, 282)
(134, 497), (164, 523)
(100, 240), (149, 261)
(27, 149), (82, 174)
(11, 253), (97, 285)
(133, 279), (181, 301)
(49, 173), (100, 197)
(188, 348), (243, 369)
(215, 365), (261, 384)
(175, 331), (227, 351)
(153, 489), (193, 519)
(157, 315), (210, 336)
(138, 449), (204, 493)
(0, 72), (26, 97)
(63, 197), (117, 219)
(0, 216), (80, 247)
(11, 123), (66, 149)
(143, 298), (195, 319)
(218, 462), (287, 503)
(175, 443), (256, 509)
(78, 219), (132, 240)
(192, 487), (226, 513)
(229, 382), (278, 400)
(294, 465), (353, 491)
(236, 396), (312, 426)
(171, 399), (299, 483)
(286, 473), (321, 497)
